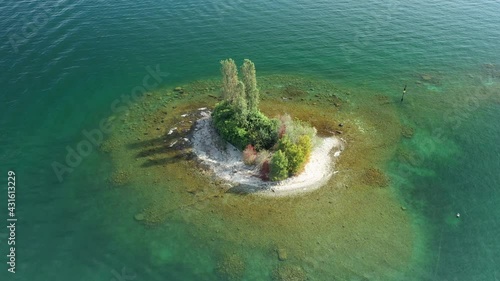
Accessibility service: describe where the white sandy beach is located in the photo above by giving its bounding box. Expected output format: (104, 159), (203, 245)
(191, 113), (344, 196)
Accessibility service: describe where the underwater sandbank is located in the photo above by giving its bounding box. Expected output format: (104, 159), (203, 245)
(101, 74), (422, 280)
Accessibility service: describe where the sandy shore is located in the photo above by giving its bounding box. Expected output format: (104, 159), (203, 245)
(191, 113), (344, 196)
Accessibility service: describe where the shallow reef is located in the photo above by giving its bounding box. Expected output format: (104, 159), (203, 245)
(101, 74), (423, 280)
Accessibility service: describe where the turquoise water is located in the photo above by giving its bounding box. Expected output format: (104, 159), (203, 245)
(1, 0), (500, 280)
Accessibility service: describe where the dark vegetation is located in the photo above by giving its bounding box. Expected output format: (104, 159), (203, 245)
(212, 59), (316, 181)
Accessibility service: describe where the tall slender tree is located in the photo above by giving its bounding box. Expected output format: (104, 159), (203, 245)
(220, 59), (239, 103)
(235, 81), (247, 118)
(241, 59), (259, 112)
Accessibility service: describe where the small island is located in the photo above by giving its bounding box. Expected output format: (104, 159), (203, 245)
(192, 59), (344, 195)
(101, 58), (414, 279)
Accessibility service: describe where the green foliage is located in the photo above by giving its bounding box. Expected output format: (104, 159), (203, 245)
(245, 110), (279, 150)
(278, 114), (316, 143)
(270, 150), (288, 181)
(241, 59), (259, 111)
(277, 135), (312, 176)
(255, 149), (271, 169)
(296, 134), (313, 172)
(234, 81), (247, 119)
(212, 102), (278, 151)
(215, 59), (315, 181)
(212, 101), (250, 150)
(220, 59), (239, 103)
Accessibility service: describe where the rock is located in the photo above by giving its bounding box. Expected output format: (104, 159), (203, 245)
(483, 63), (495, 69)
(421, 74), (432, 81)
(134, 213), (145, 221)
(277, 248), (288, 261)
(174, 87), (183, 92)
(401, 126), (414, 138)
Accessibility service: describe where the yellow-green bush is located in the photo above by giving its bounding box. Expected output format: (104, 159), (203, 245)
(277, 135), (312, 176)
(270, 150), (289, 181)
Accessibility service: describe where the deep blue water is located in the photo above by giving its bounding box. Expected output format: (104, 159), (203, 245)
(1, 0), (500, 280)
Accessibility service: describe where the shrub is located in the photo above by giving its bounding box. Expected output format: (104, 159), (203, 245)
(276, 135), (313, 176)
(277, 136), (302, 176)
(212, 101), (249, 149)
(245, 110), (279, 150)
(212, 102), (278, 151)
(243, 144), (257, 165)
(255, 149), (271, 169)
(260, 160), (270, 180)
(270, 150), (289, 181)
(296, 134), (313, 172)
(278, 114), (316, 143)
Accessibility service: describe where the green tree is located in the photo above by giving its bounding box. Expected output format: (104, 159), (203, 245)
(211, 101), (249, 150)
(241, 59), (259, 112)
(234, 81), (247, 120)
(220, 59), (239, 103)
(270, 150), (288, 181)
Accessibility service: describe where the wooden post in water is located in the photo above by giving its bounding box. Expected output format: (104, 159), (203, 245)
(400, 85), (407, 102)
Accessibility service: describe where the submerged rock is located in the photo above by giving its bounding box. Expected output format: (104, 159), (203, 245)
(401, 126), (414, 138)
(134, 213), (145, 221)
(421, 74), (433, 81)
(362, 168), (389, 187)
(277, 248), (288, 261)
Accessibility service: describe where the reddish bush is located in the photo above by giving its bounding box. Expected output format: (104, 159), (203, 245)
(243, 144), (257, 165)
(260, 160), (270, 180)
(278, 123), (286, 139)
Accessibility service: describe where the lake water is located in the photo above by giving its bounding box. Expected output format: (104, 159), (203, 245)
(1, 0), (500, 280)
